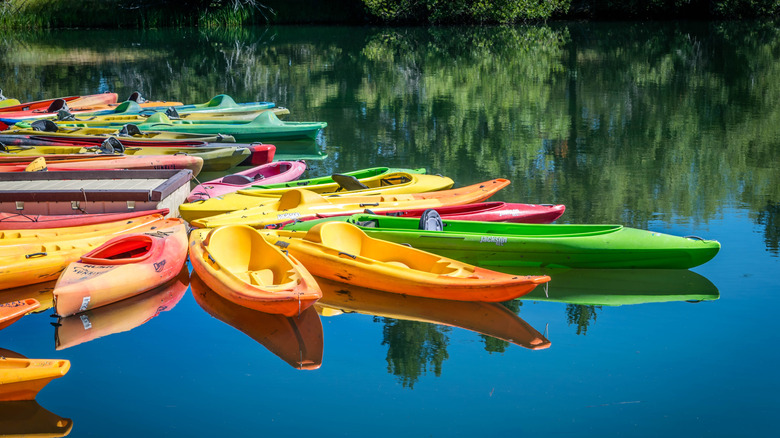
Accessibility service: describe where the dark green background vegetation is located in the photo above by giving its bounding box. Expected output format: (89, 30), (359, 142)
(1, 0), (778, 28)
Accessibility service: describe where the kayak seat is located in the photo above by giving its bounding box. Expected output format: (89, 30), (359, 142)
(419, 209), (443, 231)
(332, 174), (368, 191)
(30, 119), (59, 133)
(45, 98), (68, 113)
(249, 269), (275, 286)
(221, 174), (254, 185)
(311, 222), (364, 256)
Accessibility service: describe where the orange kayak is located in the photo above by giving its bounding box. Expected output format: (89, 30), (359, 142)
(260, 221), (551, 302)
(0, 357), (70, 401)
(55, 266), (188, 349)
(315, 276), (550, 350)
(53, 220), (188, 317)
(187, 178), (510, 227)
(189, 225), (322, 317)
(0, 299), (40, 330)
(191, 272), (323, 369)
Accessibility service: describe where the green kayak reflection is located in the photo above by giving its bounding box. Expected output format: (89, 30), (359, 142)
(512, 268), (720, 306)
(54, 266), (188, 350)
(314, 276), (550, 350)
(190, 272), (323, 370)
(0, 399), (73, 437)
(270, 139), (329, 162)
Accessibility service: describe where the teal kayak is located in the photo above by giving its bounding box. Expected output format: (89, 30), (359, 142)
(51, 111), (326, 142)
(283, 213), (721, 269)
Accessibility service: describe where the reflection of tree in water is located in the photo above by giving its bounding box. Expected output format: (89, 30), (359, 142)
(381, 318), (450, 389)
(566, 304), (601, 335)
(756, 201), (780, 256)
(479, 300), (523, 353)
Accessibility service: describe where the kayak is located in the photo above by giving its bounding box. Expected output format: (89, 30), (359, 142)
(365, 201), (566, 224)
(41, 99), (290, 124)
(0, 154), (204, 174)
(182, 171), (454, 219)
(187, 161), (308, 202)
(124, 111), (327, 142)
(285, 212), (722, 269)
(315, 276), (550, 350)
(55, 266), (188, 350)
(0, 92), (119, 123)
(259, 221), (551, 301)
(191, 272), (323, 369)
(0, 212), (168, 247)
(132, 94), (276, 114)
(0, 216), (177, 290)
(53, 220), (188, 317)
(518, 268), (720, 305)
(189, 225), (322, 317)
(0, 299), (41, 330)
(186, 178), (510, 227)
(0, 208), (170, 230)
(0, 357), (70, 401)
(2, 122), (236, 143)
(0, 143), (261, 172)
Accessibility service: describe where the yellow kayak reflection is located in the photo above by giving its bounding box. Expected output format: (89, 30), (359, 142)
(54, 266), (188, 350)
(0, 399), (73, 437)
(314, 276), (550, 350)
(515, 268), (720, 306)
(0, 280), (56, 314)
(190, 272), (323, 370)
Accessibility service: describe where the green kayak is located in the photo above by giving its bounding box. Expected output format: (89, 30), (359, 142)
(283, 213), (721, 269)
(515, 268), (719, 305)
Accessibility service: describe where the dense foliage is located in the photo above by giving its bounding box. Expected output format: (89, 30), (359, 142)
(1, 0), (779, 28)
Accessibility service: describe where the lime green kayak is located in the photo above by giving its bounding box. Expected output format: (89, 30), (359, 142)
(283, 213), (721, 269)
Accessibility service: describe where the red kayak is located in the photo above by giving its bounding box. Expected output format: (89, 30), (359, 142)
(345, 202), (565, 223)
(0, 208), (170, 230)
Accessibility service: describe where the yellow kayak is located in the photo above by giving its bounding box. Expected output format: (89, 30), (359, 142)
(0, 357), (70, 401)
(185, 179), (510, 227)
(180, 172), (455, 221)
(2, 123), (235, 143)
(0, 217), (179, 291)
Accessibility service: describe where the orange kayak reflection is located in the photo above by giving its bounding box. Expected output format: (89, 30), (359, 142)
(54, 266), (188, 350)
(0, 399), (73, 437)
(314, 276), (550, 350)
(191, 272), (323, 370)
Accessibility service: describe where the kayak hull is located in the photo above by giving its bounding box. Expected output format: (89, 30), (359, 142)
(53, 221), (188, 316)
(0, 299), (41, 330)
(0, 208), (170, 230)
(0, 357), (70, 401)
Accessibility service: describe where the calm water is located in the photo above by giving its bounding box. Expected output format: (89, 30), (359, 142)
(1, 21), (779, 437)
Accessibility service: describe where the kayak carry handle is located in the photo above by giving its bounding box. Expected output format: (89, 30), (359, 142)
(338, 251), (357, 259)
(684, 235), (705, 240)
(360, 203), (379, 207)
(25, 252), (47, 259)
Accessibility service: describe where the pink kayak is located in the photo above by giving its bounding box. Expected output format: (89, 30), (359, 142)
(350, 201), (566, 223)
(187, 161), (307, 202)
(0, 208), (170, 230)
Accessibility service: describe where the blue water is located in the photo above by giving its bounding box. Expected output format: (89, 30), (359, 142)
(1, 22), (779, 437)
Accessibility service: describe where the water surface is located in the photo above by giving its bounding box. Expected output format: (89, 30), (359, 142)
(1, 21), (778, 437)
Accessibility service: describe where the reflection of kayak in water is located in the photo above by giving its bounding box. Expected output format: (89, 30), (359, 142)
(0, 280), (55, 313)
(55, 266), (189, 350)
(0, 399), (73, 437)
(191, 272), (323, 370)
(514, 268), (719, 306)
(314, 276), (550, 350)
